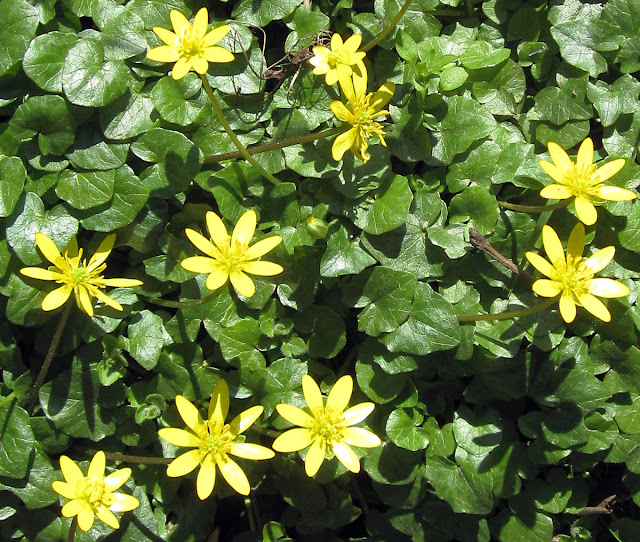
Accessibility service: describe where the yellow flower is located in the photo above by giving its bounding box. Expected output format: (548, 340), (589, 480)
(146, 7), (234, 80)
(158, 379), (274, 499)
(272, 375), (381, 477)
(309, 33), (367, 86)
(51, 451), (139, 532)
(330, 69), (395, 162)
(181, 209), (283, 298)
(20, 233), (143, 317)
(525, 223), (629, 323)
(539, 137), (636, 225)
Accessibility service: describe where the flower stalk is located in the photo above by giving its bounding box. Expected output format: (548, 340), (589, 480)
(497, 199), (570, 213)
(362, 0), (413, 52)
(457, 296), (558, 322)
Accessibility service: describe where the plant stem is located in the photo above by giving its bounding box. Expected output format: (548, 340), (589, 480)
(144, 290), (220, 308)
(464, 0), (474, 17)
(498, 199), (570, 213)
(362, 0), (413, 52)
(23, 302), (73, 415)
(468, 228), (535, 283)
(81, 449), (171, 465)
(0, 392), (15, 409)
(67, 517), (77, 542)
(200, 74), (281, 185)
(203, 127), (344, 164)
(457, 296), (558, 322)
(245, 496), (257, 534)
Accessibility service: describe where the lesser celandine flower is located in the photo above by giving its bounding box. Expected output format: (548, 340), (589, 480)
(158, 379), (274, 499)
(181, 209), (283, 298)
(330, 69), (395, 162)
(525, 223), (629, 323)
(20, 233), (142, 317)
(310, 33), (366, 86)
(539, 137), (636, 225)
(52, 451), (139, 532)
(146, 7), (234, 80)
(272, 375), (381, 477)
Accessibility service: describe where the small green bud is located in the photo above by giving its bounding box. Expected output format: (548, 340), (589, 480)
(306, 216), (329, 239)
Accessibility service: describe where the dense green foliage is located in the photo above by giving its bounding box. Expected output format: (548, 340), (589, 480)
(1, 0), (640, 540)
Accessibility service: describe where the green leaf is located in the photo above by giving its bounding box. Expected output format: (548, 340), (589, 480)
(22, 31), (79, 93)
(491, 495), (553, 542)
(355, 358), (407, 404)
(218, 319), (266, 369)
(295, 305), (346, 359)
(56, 170), (115, 210)
(0, 448), (57, 509)
(319, 225), (376, 277)
(151, 74), (207, 127)
(62, 37), (131, 107)
(350, 175), (414, 235)
(0, 155), (26, 217)
(426, 224), (467, 259)
(460, 42), (510, 69)
(0, 403), (34, 479)
(99, 88), (158, 140)
(232, 0), (301, 26)
(65, 126), (129, 170)
(439, 66), (468, 91)
(382, 283), (461, 355)
(0, 0), (39, 76)
(386, 408), (430, 451)
(364, 442), (423, 485)
(449, 185), (500, 235)
(470, 60), (527, 116)
(100, 7), (147, 60)
(6, 192), (78, 265)
(602, 0), (640, 73)
(127, 310), (173, 370)
(452, 406), (503, 456)
(587, 74), (640, 127)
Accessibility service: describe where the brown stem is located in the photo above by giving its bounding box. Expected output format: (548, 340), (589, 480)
(468, 228), (535, 283)
(577, 495), (617, 516)
(79, 448), (171, 465)
(67, 517), (77, 542)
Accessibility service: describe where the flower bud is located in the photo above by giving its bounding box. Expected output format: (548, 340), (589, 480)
(306, 216), (329, 239)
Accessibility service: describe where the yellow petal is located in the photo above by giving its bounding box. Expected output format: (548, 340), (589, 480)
(41, 283), (73, 311)
(95, 507), (119, 529)
(547, 141), (572, 170)
(332, 129), (357, 161)
(104, 468), (131, 492)
(558, 293), (577, 323)
(332, 441), (360, 473)
(337, 68), (356, 103)
(566, 222), (585, 260)
(326, 375), (353, 414)
(231, 210), (257, 249)
(185, 228), (218, 258)
(192, 57), (209, 74)
(351, 65), (367, 97)
(147, 45), (180, 62)
(241, 261), (283, 277)
(525, 252), (557, 279)
(343, 427), (382, 448)
(330, 33), (344, 50)
(228, 405), (263, 436)
(595, 159), (625, 183)
(196, 452), (217, 500)
(244, 236), (282, 261)
(20, 267), (66, 281)
(591, 185), (636, 201)
(218, 456), (250, 495)
(59, 455), (84, 486)
(342, 402), (375, 425)
(205, 212), (230, 250)
(176, 395), (205, 433)
(331, 100), (355, 123)
(539, 160), (566, 185)
(166, 449), (204, 477)
(583, 246), (615, 274)
(576, 292), (611, 322)
(305, 439), (326, 477)
(172, 57), (191, 80)
(181, 256), (217, 274)
(192, 7), (209, 37)
(87, 451), (106, 479)
(542, 225), (565, 267)
(325, 69), (339, 86)
(100, 278), (143, 287)
(576, 137), (594, 168)
(93, 289), (124, 312)
(87, 234), (115, 271)
(203, 46), (235, 63)
(539, 184), (575, 200)
(151, 26), (179, 47)
(35, 232), (64, 267)
(574, 194), (597, 226)
(302, 374), (323, 412)
(275, 404), (314, 428)
(170, 9), (191, 35)
(158, 427), (201, 448)
(109, 493), (139, 513)
(343, 33), (362, 53)
(77, 508), (95, 532)
(229, 443), (275, 460)
(272, 428), (314, 452)
(203, 24), (231, 47)
(370, 82), (395, 112)
(532, 279), (564, 298)
(209, 379), (230, 424)
(588, 278), (629, 298)
(229, 269), (255, 297)
(51, 481), (76, 500)
(76, 284), (94, 317)
(61, 498), (89, 519)
(206, 267), (229, 290)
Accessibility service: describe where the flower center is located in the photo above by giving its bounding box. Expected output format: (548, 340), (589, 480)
(311, 409), (345, 446)
(565, 163), (597, 192)
(178, 27), (204, 58)
(328, 49), (349, 68)
(562, 254), (593, 294)
(201, 420), (234, 457)
(78, 476), (106, 504)
(71, 265), (90, 283)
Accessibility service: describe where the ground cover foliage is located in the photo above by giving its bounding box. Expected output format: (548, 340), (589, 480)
(1, 0), (640, 540)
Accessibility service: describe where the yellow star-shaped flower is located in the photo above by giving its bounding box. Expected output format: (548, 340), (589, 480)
(158, 379), (275, 499)
(330, 69), (394, 162)
(525, 223), (629, 323)
(309, 33), (366, 86)
(20, 233), (142, 317)
(272, 375), (381, 477)
(181, 209), (283, 298)
(539, 137), (636, 225)
(146, 7), (234, 80)
(51, 451), (139, 532)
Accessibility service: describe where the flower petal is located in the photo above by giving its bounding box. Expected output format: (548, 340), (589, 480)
(539, 160), (566, 184)
(370, 82), (395, 112)
(192, 57), (209, 74)
(20, 267), (66, 281)
(181, 256), (217, 274)
(175, 395), (205, 433)
(228, 405), (263, 436)
(576, 137), (594, 169)
(588, 278), (629, 298)
(88, 451), (106, 479)
(539, 184), (575, 200)
(332, 128), (357, 161)
(218, 456), (250, 495)
(305, 439), (326, 477)
(532, 279), (564, 298)
(76, 284), (94, 317)
(342, 402), (375, 425)
(326, 375), (353, 414)
(158, 427), (201, 448)
(331, 100), (355, 123)
(276, 404), (314, 427)
(547, 141), (572, 171)
(241, 261), (283, 277)
(209, 379), (230, 424)
(591, 185), (637, 201)
(185, 228), (217, 258)
(343, 426), (382, 448)
(272, 428), (315, 452)
(170, 9), (191, 35)
(171, 57), (191, 80)
(77, 508), (95, 532)
(229, 442), (275, 460)
(203, 46), (235, 63)
(109, 493), (140, 513)
(595, 159), (625, 183)
(332, 441), (360, 473)
(196, 452), (217, 500)
(95, 507), (119, 529)
(206, 267), (229, 290)
(203, 24), (231, 47)
(574, 194), (598, 225)
(230, 269), (255, 297)
(576, 292), (611, 322)
(330, 33), (344, 50)
(206, 211), (230, 250)
(41, 283), (73, 311)
(151, 26), (179, 47)
(583, 246), (615, 274)
(542, 225), (565, 267)
(166, 449), (205, 477)
(231, 210), (257, 249)
(100, 278), (143, 287)
(558, 292), (577, 323)
(34, 233), (64, 267)
(302, 375), (323, 413)
(343, 33), (362, 53)
(147, 44), (180, 62)
(566, 222), (585, 260)
(244, 236), (282, 261)
(192, 7), (208, 37)
(104, 468), (131, 492)
(52, 481), (76, 500)
(525, 252), (558, 279)
(59, 455), (84, 486)
(87, 234), (115, 271)
(93, 288), (123, 312)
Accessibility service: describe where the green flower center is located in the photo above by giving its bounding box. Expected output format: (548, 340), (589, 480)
(328, 49), (349, 68)
(179, 27), (205, 57)
(565, 163), (597, 193)
(561, 255), (593, 294)
(72, 266), (90, 283)
(201, 420), (234, 457)
(78, 476), (106, 504)
(311, 409), (345, 446)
